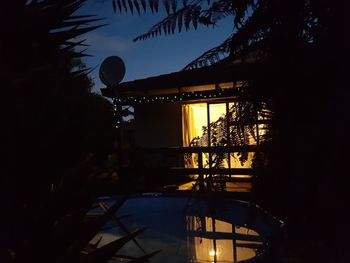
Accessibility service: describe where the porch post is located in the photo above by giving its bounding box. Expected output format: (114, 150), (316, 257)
(198, 151), (204, 191)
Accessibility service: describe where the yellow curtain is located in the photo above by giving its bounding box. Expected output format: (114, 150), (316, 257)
(183, 104), (201, 168)
(182, 105), (196, 147)
(182, 104), (190, 147)
(182, 103), (208, 168)
(182, 103), (208, 147)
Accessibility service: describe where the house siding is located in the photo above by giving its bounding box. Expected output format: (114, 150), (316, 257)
(134, 102), (183, 148)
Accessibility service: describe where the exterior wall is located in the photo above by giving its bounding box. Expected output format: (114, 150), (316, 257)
(134, 102), (183, 148)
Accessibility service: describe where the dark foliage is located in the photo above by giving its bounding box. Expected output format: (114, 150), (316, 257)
(0, 1), (159, 262)
(111, 0), (348, 261)
(111, 0), (255, 67)
(1, 0), (112, 205)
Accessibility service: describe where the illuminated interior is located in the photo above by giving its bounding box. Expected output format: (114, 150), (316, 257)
(182, 102), (257, 169)
(182, 103), (208, 147)
(186, 216), (263, 262)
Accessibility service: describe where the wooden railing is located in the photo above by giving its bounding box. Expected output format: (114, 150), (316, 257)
(120, 145), (259, 191)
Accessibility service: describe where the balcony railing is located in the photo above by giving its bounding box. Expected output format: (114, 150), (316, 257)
(119, 145), (259, 192)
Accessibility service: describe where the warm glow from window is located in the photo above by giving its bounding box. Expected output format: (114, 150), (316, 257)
(182, 102), (256, 170)
(182, 103), (231, 146)
(182, 103), (207, 147)
(208, 103), (226, 124)
(186, 216), (262, 262)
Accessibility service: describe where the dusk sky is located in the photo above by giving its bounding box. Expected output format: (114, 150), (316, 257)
(76, 0), (233, 93)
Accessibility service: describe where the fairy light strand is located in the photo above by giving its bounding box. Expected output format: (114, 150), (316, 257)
(113, 89), (243, 105)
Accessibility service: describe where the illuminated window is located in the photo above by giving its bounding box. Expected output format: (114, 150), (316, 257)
(182, 102), (263, 169)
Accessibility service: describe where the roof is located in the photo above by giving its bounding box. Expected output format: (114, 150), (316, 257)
(100, 58), (269, 98)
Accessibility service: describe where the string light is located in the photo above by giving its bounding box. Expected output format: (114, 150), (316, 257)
(113, 89), (241, 105)
(110, 88), (243, 130)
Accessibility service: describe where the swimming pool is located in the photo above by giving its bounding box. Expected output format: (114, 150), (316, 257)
(90, 193), (284, 262)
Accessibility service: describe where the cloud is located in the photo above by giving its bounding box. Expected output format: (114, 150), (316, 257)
(85, 32), (131, 53)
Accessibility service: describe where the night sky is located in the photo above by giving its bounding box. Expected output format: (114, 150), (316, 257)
(76, 0), (233, 93)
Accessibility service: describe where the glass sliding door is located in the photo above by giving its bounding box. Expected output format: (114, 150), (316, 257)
(182, 101), (260, 170)
(208, 103), (230, 170)
(182, 103), (208, 168)
(182, 103), (208, 147)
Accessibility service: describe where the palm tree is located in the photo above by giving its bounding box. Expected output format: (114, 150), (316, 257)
(2, 0), (105, 208)
(1, 1), (159, 262)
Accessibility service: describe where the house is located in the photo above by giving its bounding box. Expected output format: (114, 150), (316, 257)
(101, 58), (270, 192)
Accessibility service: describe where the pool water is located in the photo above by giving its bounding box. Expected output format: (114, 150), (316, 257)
(89, 193), (283, 263)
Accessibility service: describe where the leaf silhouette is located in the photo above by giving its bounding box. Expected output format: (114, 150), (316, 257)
(133, 0), (141, 14)
(140, 0), (147, 12)
(112, 0), (117, 12)
(163, 0), (170, 15)
(121, 0), (127, 12)
(116, 0), (123, 12)
(177, 10), (183, 32)
(128, 0), (134, 13)
(171, 0), (177, 13)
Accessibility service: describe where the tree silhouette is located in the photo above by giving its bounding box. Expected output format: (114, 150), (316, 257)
(111, 0), (348, 261)
(2, 0), (112, 204)
(111, 0), (255, 68)
(109, 0), (335, 70)
(0, 1), (139, 262)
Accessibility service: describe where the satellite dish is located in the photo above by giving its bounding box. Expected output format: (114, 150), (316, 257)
(99, 56), (126, 86)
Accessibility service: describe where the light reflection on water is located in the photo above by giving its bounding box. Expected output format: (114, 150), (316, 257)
(89, 194), (281, 262)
